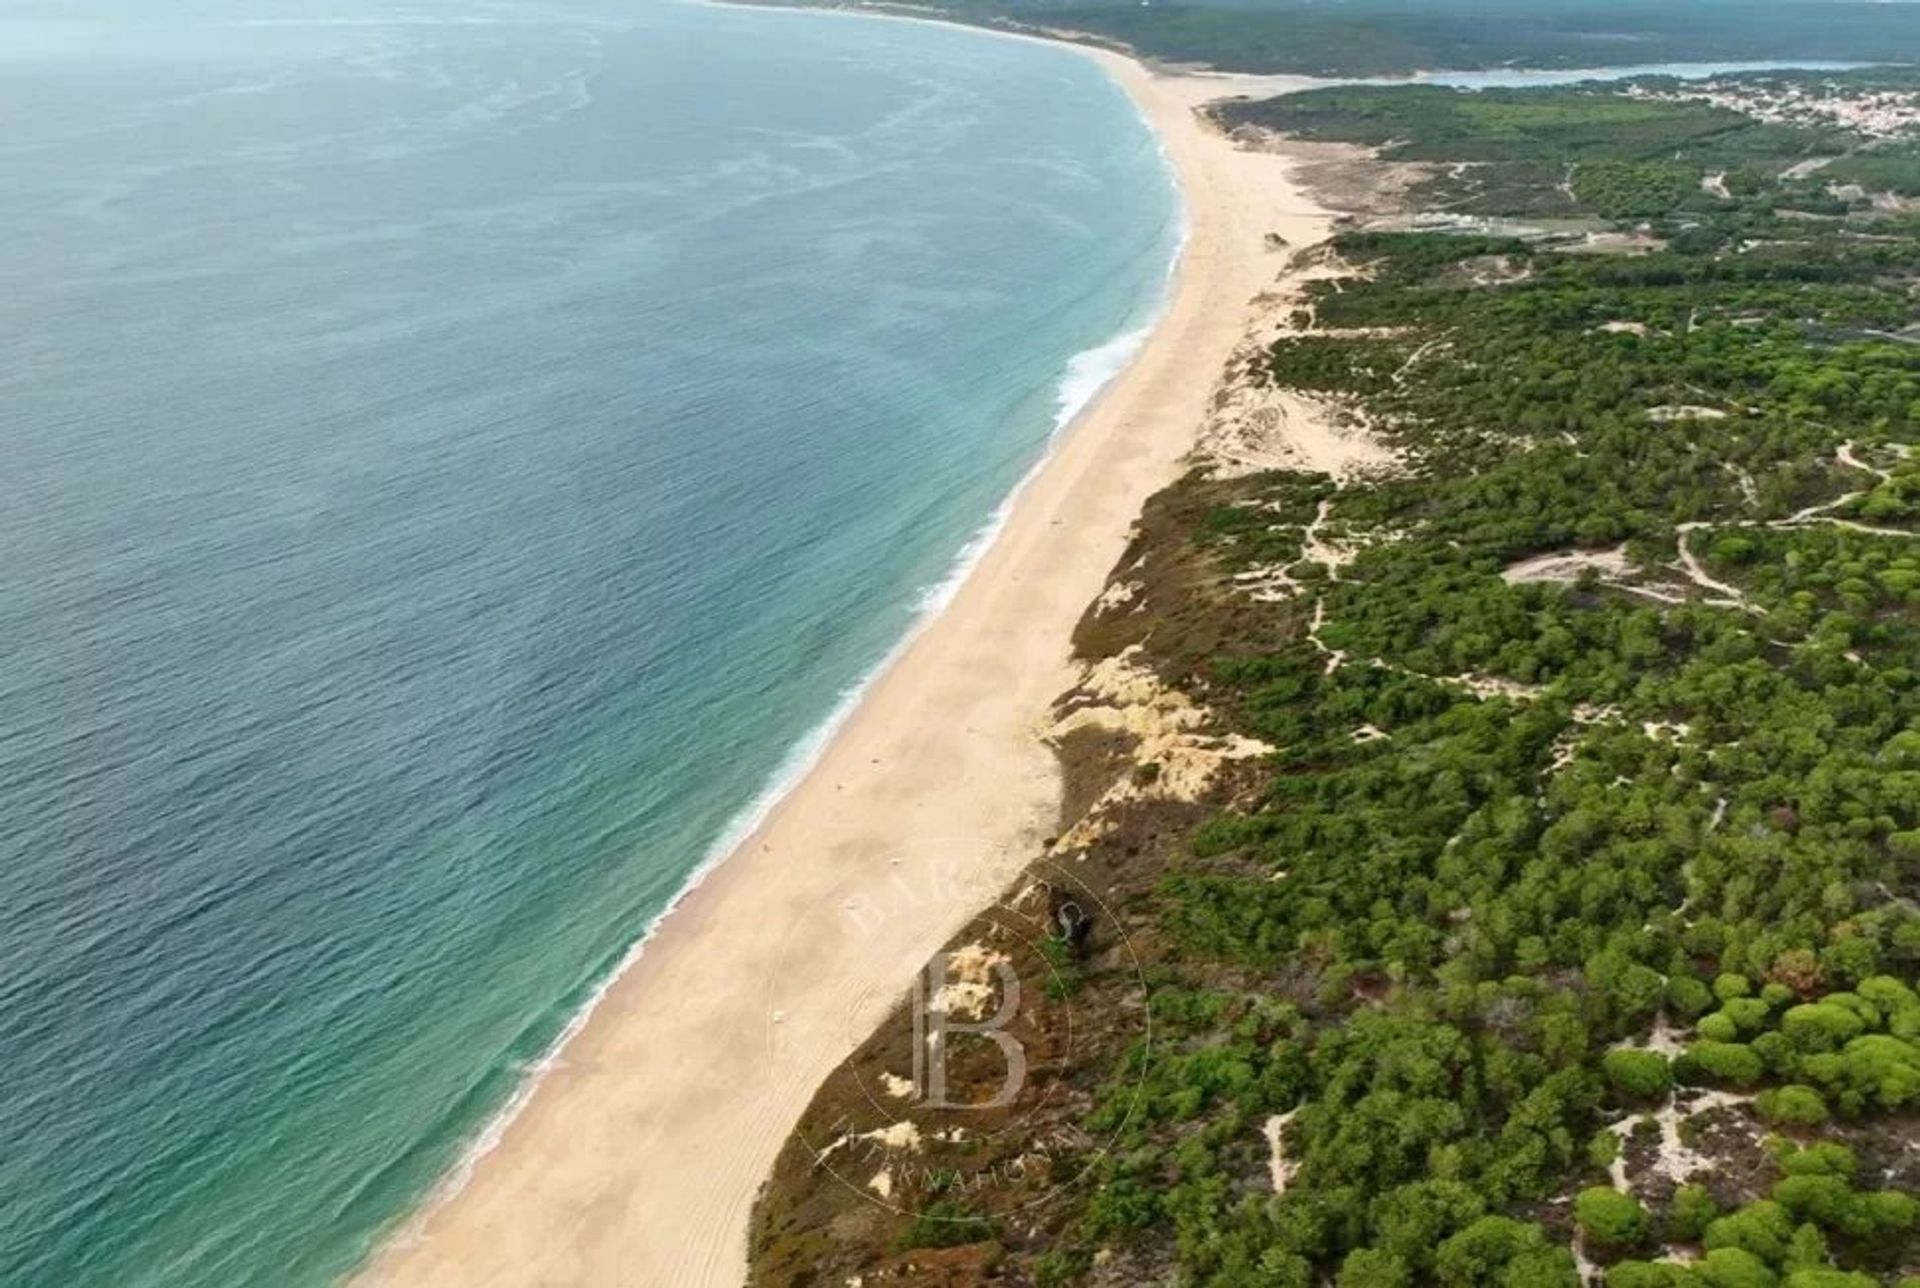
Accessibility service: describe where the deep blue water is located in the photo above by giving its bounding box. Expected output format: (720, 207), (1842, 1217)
(0, 1), (1178, 1281)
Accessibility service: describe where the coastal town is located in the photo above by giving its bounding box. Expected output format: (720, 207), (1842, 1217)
(1629, 73), (1920, 140)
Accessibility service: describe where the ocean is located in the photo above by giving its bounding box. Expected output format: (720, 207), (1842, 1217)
(0, 1), (1179, 1282)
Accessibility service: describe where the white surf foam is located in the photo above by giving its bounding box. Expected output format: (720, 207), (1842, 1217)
(406, 301), (1173, 1238)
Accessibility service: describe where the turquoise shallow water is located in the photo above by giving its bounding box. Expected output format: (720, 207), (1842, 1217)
(0, 2), (1177, 1282)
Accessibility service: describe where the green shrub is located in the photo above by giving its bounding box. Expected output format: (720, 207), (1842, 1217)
(1604, 1048), (1673, 1099)
(1784, 1221), (1829, 1272)
(1801, 1035), (1920, 1112)
(1783, 1270), (1876, 1288)
(1577, 1187), (1650, 1250)
(1752, 1031), (1795, 1077)
(1681, 1041), (1766, 1087)
(1781, 1004), (1867, 1052)
(1369, 1179), (1484, 1270)
(1715, 975), (1753, 1003)
(1722, 997), (1773, 1033)
(1755, 1085), (1829, 1128)
(1668, 976), (1714, 1017)
(1608, 1262), (1702, 1287)
(1774, 1173), (1853, 1227)
(1083, 1175), (1161, 1236)
(1860, 1188), (1920, 1236)
(1697, 1246), (1778, 1288)
(1777, 1142), (1855, 1180)
(1774, 1182), (1912, 1251)
(898, 1198), (995, 1249)
(1669, 1184), (1720, 1242)
(1338, 1248), (1413, 1287)
(1434, 1216), (1575, 1287)
(1857, 976), (1919, 1018)
(1704, 1201), (1794, 1264)
(1821, 993), (1878, 1028)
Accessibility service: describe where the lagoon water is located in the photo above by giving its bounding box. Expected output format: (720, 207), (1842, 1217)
(1414, 59), (1872, 90)
(0, 1), (1178, 1282)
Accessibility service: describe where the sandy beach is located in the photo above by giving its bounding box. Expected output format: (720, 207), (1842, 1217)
(361, 27), (1333, 1288)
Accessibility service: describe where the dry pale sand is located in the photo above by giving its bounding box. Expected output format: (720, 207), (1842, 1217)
(360, 30), (1333, 1288)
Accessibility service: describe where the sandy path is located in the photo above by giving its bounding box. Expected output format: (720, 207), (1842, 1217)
(359, 31), (1330, 1288)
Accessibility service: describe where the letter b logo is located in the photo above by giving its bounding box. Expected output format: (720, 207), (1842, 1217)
(911, 950), (1025, 1110)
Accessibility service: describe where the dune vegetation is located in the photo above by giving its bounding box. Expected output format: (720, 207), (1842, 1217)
(750, 72), (1920, 1288)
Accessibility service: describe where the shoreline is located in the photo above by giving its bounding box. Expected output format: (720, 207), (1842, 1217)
(388, 242), (1184, 1248)
(359, 19), (1333, 1288)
